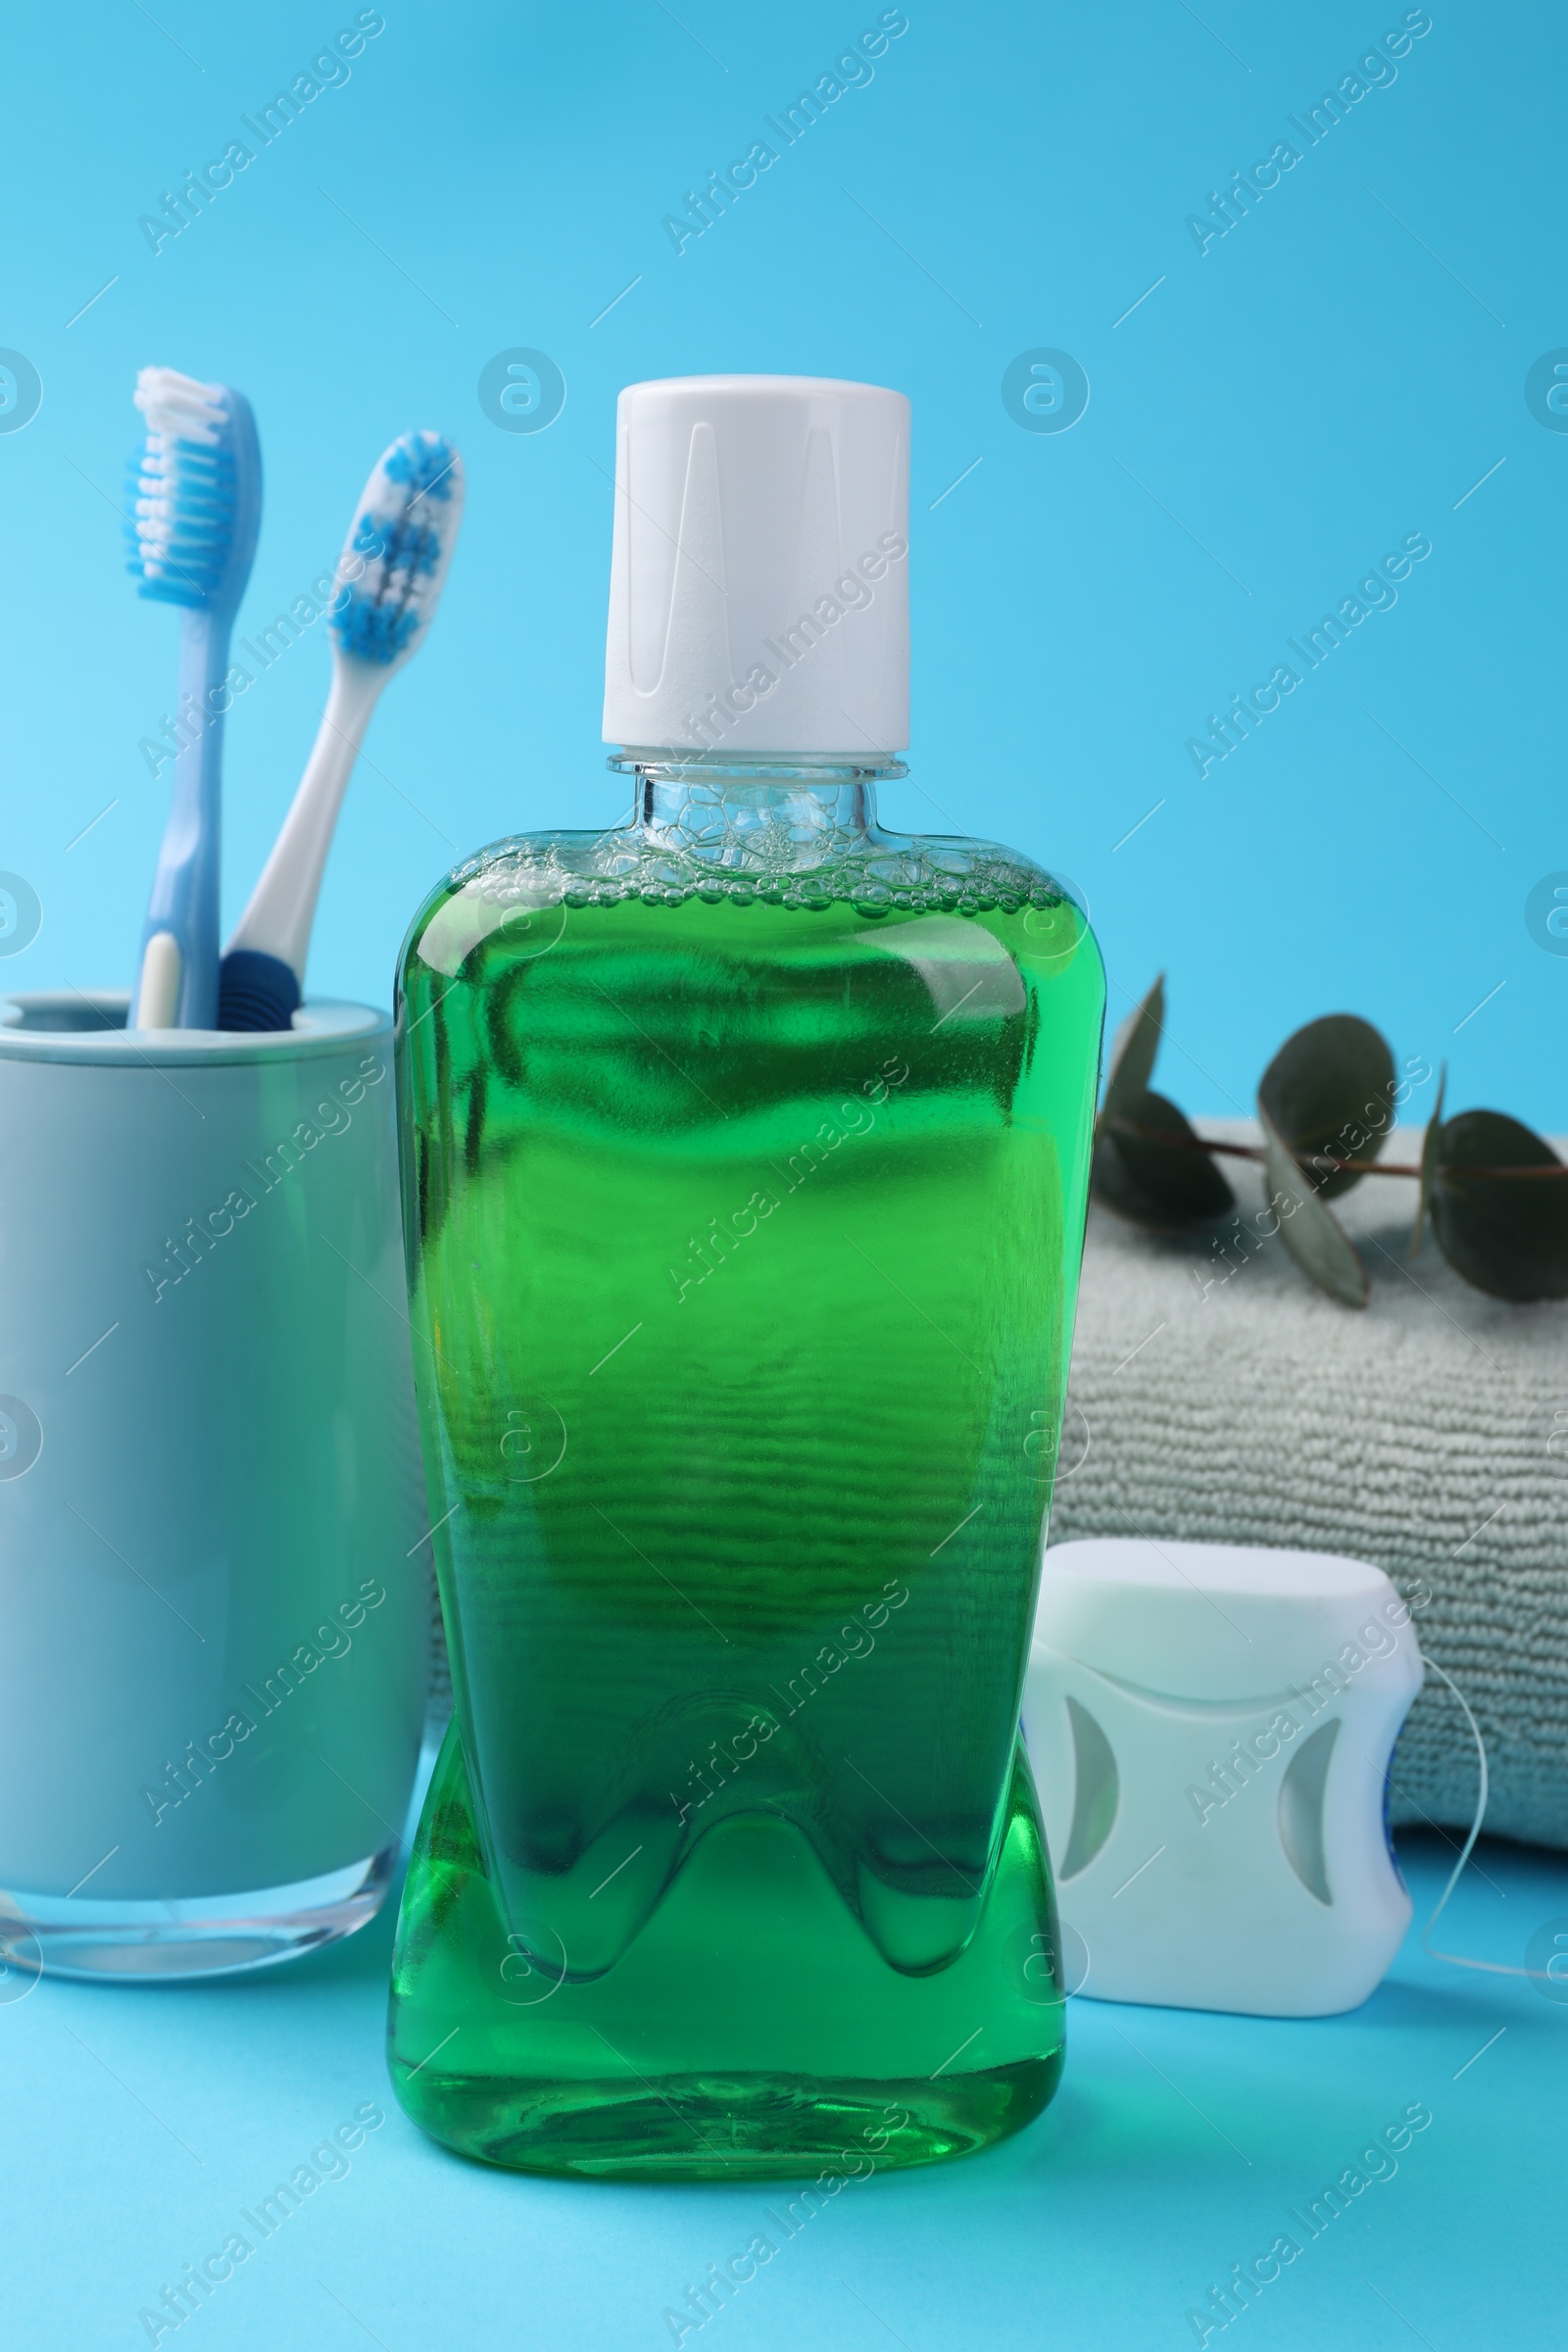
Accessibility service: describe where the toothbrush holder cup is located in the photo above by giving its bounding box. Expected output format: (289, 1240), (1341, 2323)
(0, 992), (430, 1982)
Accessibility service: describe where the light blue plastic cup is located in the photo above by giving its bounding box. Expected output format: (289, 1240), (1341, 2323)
(0, 992), (430, 1980)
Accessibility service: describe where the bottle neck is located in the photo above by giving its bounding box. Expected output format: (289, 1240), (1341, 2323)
(607, 751), (905, 860)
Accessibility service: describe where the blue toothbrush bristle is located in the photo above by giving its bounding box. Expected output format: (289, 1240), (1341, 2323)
(125, 369), (240, 610)
(330, 430), (463, 666)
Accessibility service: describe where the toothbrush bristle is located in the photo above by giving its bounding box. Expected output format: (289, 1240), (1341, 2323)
(124, 366), (241, 610)
(329, 430), (465, 667)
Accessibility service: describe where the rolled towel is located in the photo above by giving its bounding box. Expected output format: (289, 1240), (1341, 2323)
(1053, 1123), (1568, 1848)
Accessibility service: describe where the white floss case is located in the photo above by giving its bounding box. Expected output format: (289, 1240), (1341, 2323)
(1024, 1539), (1424, 2017)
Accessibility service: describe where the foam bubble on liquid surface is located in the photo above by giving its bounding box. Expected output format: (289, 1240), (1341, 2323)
(415, 793), (1084, 980)
(449, 812), (1069, 919)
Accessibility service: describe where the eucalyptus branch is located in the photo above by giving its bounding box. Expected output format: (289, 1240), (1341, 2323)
(1102, 1116), (1568, 1184)
(1093, 976), (1568, 1305)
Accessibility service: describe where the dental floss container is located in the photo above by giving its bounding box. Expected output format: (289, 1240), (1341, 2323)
(1024, 1538), (1424, 2017)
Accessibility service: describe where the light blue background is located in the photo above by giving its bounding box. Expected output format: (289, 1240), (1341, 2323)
(0, 12), (1566, 2345)
(0, 0), (1561, 1129)
(3, 1824), (1564, 2352)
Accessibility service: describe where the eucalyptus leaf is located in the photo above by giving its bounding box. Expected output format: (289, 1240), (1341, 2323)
(1429, 1109), (1568, 1301)
(1257, 1014), (1396, 1200)
(1094, 1089), (1237, 1228)
(1410, 1064), (1447, 1261)
(1259, 1106), (1369, 1307)
(1100, 973), (1165, 1128)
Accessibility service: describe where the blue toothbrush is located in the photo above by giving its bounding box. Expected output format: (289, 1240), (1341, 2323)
(126, 367), (262, 1029)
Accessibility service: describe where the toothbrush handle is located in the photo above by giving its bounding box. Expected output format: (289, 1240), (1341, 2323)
(131, 610), (231, 1028)
(224, 662), (384, 982)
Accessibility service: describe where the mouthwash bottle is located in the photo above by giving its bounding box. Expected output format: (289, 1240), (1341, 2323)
(388, 376), (1104, 2177)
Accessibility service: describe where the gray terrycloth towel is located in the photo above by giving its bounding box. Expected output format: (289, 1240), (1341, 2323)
(1052, 1123), (1568, 1849)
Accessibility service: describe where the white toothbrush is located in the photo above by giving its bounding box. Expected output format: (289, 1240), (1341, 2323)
(217, 429), (465, 1030)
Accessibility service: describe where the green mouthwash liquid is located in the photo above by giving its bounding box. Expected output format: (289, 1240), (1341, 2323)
(387, 781), (1103, 2177)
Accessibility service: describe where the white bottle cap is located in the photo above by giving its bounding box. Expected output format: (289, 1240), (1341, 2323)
(602, 374), (909, 759)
